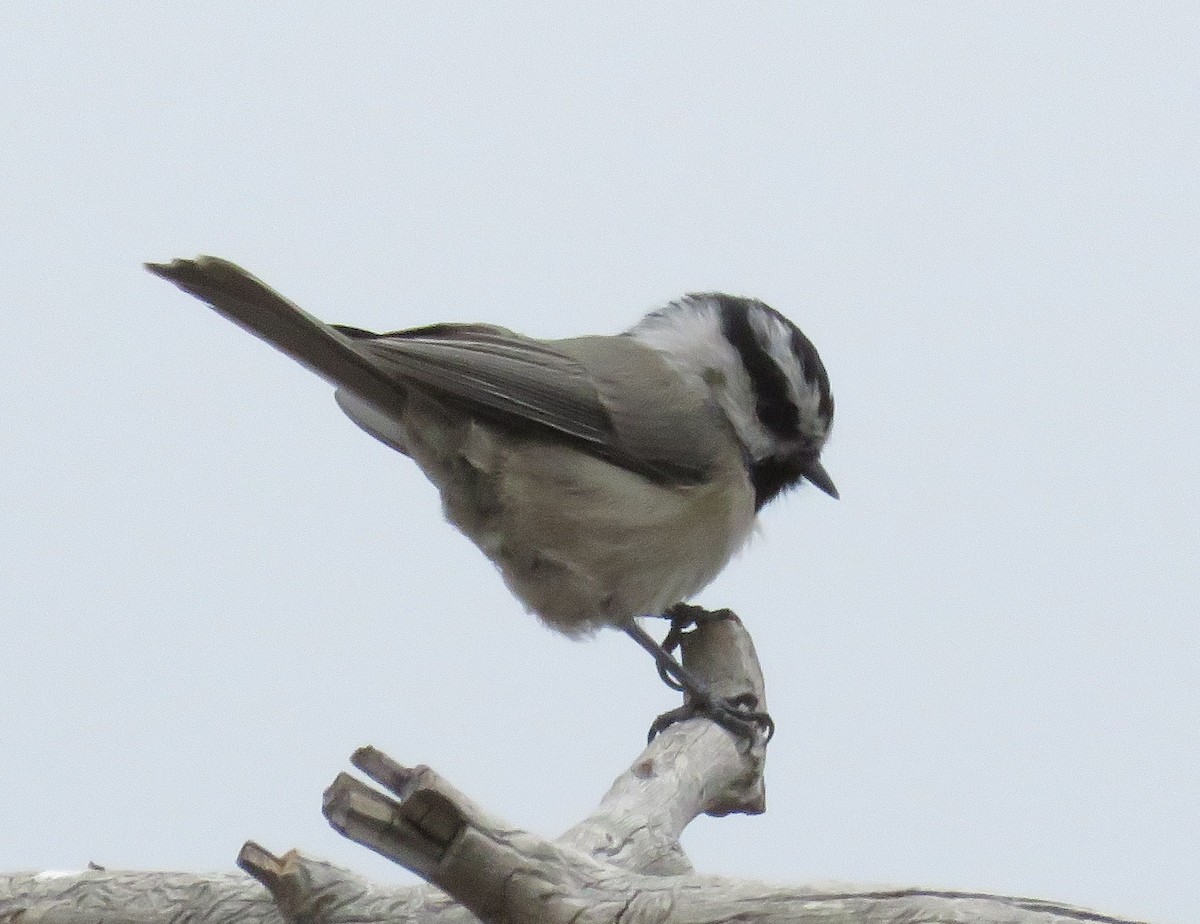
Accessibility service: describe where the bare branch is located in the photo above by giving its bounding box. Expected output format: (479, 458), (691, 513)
(0, 609), (1148, 924)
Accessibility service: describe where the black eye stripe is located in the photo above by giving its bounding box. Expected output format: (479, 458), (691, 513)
(715, 295), (800, 438)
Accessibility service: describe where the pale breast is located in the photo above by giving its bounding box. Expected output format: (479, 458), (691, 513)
(383, 387), (756, 638)
(459, 429), (754, 637)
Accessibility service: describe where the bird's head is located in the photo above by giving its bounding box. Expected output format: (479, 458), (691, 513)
(629, 293), (836, 510)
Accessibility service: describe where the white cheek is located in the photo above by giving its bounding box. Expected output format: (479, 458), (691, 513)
(630, 310), (774, 459)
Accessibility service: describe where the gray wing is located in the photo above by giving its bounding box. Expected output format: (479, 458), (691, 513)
(147, 256), (719, 484)
(338, 325), (722, 484)
(336, 324), (612, 445)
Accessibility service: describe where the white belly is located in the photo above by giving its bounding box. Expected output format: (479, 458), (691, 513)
(396, 395), (756, 636)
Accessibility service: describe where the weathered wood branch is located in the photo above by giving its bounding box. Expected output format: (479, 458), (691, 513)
(0, 611), (1150, 924)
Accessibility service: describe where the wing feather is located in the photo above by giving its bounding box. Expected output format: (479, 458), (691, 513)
(340, 325), (612, 445)
(147, 257), (720, 486)
(338, 326), (720, 484)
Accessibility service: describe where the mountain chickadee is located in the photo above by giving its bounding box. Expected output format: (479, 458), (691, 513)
(147, 257), (836, 739)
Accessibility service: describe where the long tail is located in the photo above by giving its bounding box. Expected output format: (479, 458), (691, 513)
(146, 256), (405, 418)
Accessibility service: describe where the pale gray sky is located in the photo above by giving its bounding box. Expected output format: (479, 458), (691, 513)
(3, 4), (1198, 923)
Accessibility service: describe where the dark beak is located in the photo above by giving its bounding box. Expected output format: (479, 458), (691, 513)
(804, 460), (839, 499)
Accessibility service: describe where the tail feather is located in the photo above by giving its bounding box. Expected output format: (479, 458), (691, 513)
(146, 256), (406, 418)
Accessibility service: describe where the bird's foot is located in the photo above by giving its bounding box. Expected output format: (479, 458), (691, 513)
(623, 610), (774, 745)
(648, 690), (774, 743)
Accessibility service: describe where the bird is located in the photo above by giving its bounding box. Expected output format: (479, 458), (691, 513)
(146, 256), (836, 740)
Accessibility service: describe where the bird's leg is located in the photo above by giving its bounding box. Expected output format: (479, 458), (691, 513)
(623, 608), (774, 743)
(644, 604), (736, 690)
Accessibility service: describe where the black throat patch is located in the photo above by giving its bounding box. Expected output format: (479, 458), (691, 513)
(748, 454), (808, 510)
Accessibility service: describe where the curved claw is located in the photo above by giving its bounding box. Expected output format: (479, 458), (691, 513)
(656, 661), (686, 692)
(647, 694), (775, 744)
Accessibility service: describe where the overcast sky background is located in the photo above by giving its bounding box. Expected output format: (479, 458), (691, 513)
(2, 4), (1198, 923)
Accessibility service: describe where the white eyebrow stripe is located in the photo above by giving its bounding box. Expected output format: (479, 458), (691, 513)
(748, 308), (827, 442)
(627, 295), (777, 459)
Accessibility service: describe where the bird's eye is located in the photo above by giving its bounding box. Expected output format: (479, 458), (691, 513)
(702, 367), (726, 387)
